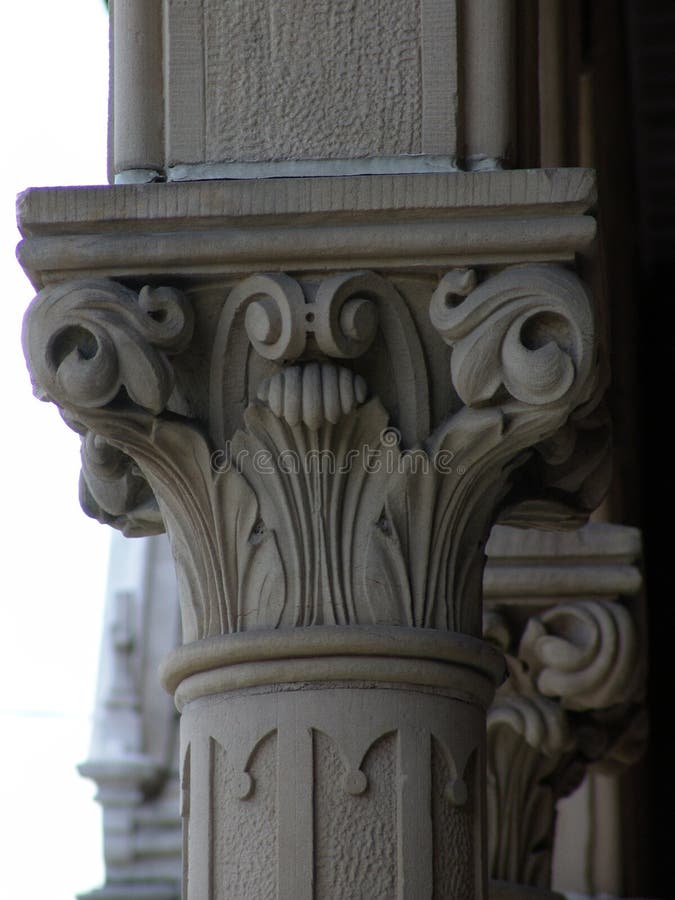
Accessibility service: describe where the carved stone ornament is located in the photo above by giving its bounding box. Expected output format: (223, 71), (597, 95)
(17, 51), (608, 898)
(23, 264), (607, 644)
(22, 250), (609, 898)
(484, 595), (646, 889)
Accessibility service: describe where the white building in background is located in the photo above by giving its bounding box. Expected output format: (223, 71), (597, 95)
(78, 533), (181, 899)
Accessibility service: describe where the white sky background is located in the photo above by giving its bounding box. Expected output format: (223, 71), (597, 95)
(0, 1), (111, 896)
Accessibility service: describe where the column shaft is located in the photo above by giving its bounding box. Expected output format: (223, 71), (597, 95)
(171, 636), (497, 900)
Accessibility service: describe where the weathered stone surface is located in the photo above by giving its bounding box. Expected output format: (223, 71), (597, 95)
(80, 522), (642, 897)
(115, 0), (461, 179)
(202, 0), (422, 164)
(17, 0), (646, 891)
(21, 170), (607, 899)
(16, 170), (597, 286)
(432, 742), (476, 898)
(314, 732), (397, 899)
(483, 525), (645, 890)
(180, 677), (488, 898)
(23, 263), (606, 643)
(211, 732), (278, 899)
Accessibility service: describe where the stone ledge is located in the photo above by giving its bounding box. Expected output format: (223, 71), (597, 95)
(16, 169), (596, 287)
(485, 523), (642, 603)
(18, 169), (595, 233)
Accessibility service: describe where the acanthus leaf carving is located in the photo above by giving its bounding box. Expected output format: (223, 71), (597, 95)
(78, 429), (163, 537)
(487, 692), (577, 888)
(428, 264), (608, 533)
(364, 407), (510, 632)
(232, 372), (391, 628)
(22, 265), (608, 643)
(70, 406), (286, 644)
(498, 398), (612, 530)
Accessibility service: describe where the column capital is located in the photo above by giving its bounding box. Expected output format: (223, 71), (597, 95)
(22, 175), (607, 645)
(484, 524), (646, 890)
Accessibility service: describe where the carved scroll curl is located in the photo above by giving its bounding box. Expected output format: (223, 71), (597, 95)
(519, 599), (639, 711)
(485, 595), (645, 889)
(78, 430), (163, 537)
(210, 269), (429, 447)
(237, 273), (307, 362)
(430, 265), (595, 408)
(232, 270), (379, 363)
(22, 280), (193, 414)
(312, 271), (379, 358)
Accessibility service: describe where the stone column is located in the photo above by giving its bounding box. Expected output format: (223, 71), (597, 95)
(20, 173), (606, 897)
(19, 4), (608, 899)
(484, 524), (646, 896)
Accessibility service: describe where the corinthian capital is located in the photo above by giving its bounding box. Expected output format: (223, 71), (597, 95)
(483, 523), (646, 891)
(23, 258), (605, 642)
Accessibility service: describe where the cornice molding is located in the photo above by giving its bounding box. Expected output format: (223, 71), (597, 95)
(17, 169), (596, 288)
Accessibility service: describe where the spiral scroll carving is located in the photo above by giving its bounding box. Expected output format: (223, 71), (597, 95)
(430, 265), (595, 408)
(234, 270), (380, 363)
(237, 273), (308, 362)
(22, 266), (608, 637)
(22, 279), (193, 414)
(485, 593), (645, 889)
(312, 271), (379, 358)
(519, 599), (639, 711)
